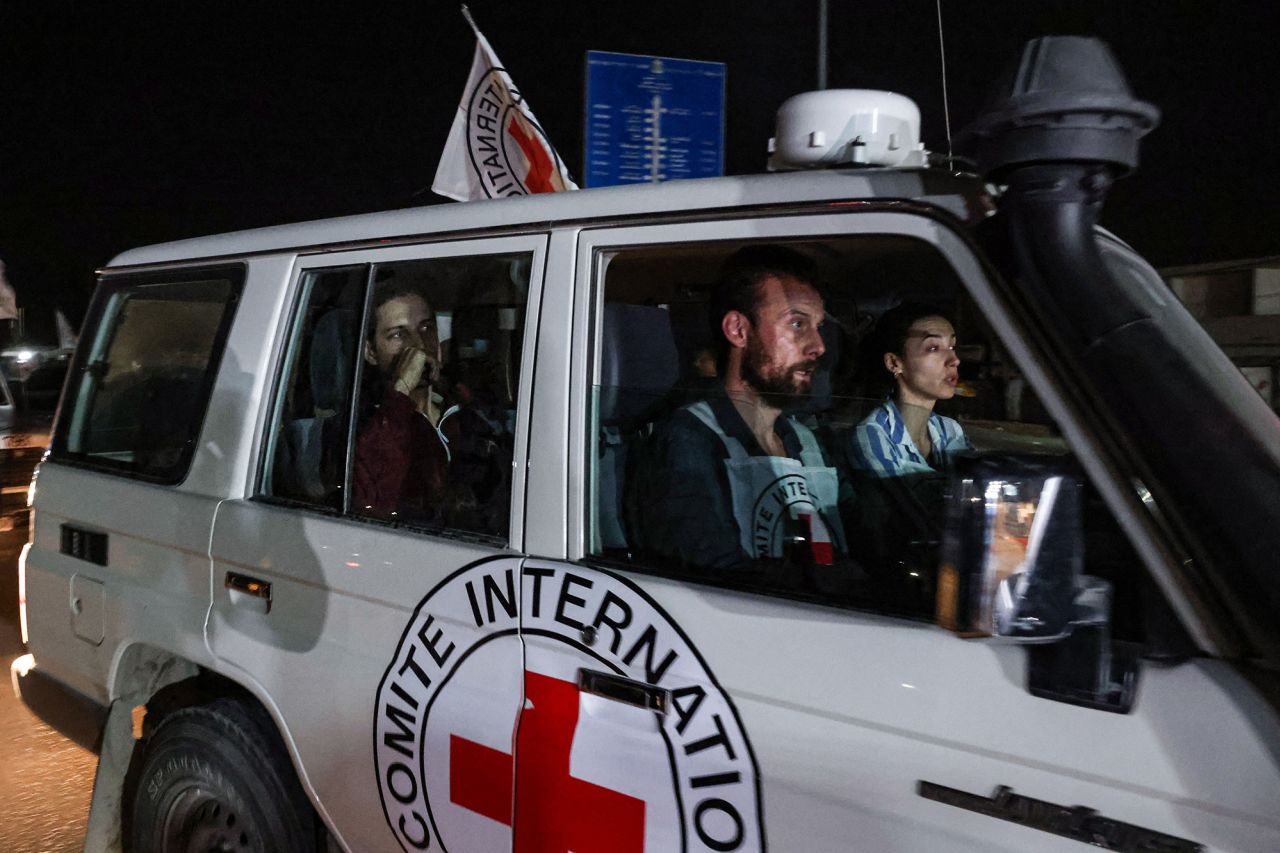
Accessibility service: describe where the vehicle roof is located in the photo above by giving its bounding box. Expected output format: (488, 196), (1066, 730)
(107, 168), (987, 268)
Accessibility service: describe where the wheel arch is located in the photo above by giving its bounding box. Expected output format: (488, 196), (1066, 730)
(108, 642), (202, 709)
(90, 643), (337, 851)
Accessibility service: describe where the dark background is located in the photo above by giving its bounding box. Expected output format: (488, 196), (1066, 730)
(2, 1), (1276, 342)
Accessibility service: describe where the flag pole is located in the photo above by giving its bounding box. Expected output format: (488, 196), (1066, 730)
(460, 4), (482, 38)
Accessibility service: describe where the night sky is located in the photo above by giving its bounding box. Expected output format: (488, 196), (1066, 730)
(2, 1), (1277, 342)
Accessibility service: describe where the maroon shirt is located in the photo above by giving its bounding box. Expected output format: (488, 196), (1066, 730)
(353, 389), (460, 520)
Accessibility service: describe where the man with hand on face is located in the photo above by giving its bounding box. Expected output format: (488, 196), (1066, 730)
(354, 276), (462, 522)
(636, 245), (851, 579)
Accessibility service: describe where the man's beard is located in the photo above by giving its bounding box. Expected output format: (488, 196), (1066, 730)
(743, 337), (816, 408)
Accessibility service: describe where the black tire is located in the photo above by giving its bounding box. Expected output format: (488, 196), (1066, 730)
(127, 696), (318, 853)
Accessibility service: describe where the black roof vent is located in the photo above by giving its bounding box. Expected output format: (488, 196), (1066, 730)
(957, 36), (1160, 180)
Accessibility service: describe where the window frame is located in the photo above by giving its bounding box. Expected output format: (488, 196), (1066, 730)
(251, 235), (549, 551)
(50, 263), (245, 486)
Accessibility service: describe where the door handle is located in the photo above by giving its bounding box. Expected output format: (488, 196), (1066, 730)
(578, 668), (668, 715)
(225, 572), (272, 613)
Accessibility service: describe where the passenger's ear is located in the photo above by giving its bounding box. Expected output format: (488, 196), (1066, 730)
(363, 339), (378, 367)
(883, 352), (902, 376)
(722, 310), (750, 350)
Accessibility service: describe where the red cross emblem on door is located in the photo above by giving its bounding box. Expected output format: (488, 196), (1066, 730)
(450, 671), (646, 852)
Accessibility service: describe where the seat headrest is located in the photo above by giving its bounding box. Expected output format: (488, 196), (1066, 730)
(600, 304), (680, 425)
(310, 309), (357, 413)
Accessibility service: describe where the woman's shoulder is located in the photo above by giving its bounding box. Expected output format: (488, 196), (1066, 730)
(930, 411), (969, 444)
(855, 399), (896, 425)
(854, 399), (895, 433)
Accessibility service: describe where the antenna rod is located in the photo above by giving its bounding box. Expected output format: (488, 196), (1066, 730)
(817, 0), (829, 89)
(936, 0), (953, 161)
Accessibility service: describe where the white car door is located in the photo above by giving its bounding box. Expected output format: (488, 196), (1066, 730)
(208, 235), (546, 852)
(508, 213), (1280, 852)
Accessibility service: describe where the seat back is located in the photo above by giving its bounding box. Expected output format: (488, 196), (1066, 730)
(275, 309), (356, 504)
(599, 303), (681, 426)
(595, 304), (680, 551)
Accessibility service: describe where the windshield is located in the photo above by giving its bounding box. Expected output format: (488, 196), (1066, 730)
(1096, 235), (1280, 655)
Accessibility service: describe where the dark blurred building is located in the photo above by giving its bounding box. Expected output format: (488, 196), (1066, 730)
(1163, 257), (1280, 413)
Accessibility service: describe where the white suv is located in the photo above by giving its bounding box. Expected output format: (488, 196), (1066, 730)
(14, 37), (1280, 853)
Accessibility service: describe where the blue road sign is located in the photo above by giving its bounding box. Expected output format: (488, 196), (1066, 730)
(584, 51), (726, 188)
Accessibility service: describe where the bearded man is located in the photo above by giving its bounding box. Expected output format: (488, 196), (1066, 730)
(637, 245), (850, 574)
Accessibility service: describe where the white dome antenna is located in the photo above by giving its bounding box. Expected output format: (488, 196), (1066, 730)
(768, 89), (927, 170)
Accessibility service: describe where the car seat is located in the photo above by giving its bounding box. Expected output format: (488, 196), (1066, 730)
(594, 303), (680, 553)
(276, 308), (356, 503)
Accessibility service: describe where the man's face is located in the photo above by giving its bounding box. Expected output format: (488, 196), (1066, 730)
(364, 293), (439, 384)
(740, 274), (826, 404)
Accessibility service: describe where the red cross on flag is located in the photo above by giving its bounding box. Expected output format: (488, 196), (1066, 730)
(432, 7), (579, 201)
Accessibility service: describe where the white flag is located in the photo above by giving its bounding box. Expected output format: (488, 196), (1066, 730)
(0, 259), (16, 321)
(432, 23), (578, 201)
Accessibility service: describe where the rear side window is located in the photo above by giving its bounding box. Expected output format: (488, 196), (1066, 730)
(260, 252), (531, 545)
(53, 267), (242, 483)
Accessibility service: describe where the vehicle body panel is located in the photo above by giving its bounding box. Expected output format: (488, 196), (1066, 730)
(15, 168), (1280, 852)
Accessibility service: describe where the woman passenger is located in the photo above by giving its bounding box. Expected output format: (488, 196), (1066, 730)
(849, 301), (970, 478)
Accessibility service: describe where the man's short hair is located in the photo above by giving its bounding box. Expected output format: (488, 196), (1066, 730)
(367, 271), (432, 337)
(707, 244), (820, 369)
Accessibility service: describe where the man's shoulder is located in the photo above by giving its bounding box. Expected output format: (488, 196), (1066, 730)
(659, 400), (722, 441)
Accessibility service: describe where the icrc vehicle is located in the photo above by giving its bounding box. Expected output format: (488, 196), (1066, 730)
(13, 37), (1280, 852)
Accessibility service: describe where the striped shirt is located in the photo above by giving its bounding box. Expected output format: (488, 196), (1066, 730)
(848, 398), (971, 479)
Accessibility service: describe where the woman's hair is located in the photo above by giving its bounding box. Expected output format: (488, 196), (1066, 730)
(873, 301), (952, 356)
(865, 300), (952, 390)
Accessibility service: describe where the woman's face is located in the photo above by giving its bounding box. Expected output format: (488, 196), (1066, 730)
(886, 315), (960, 407)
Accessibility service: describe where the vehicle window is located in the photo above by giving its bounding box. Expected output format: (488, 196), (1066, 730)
(262, 266), (366, 509)
(53, 270), (241, 483)
(261, 253), (530, 544)
(1162, 258), (1280, 416)
(1101, 237), (1280, 645)
(350, 254), (528, 540)
(587, 237), (1159, 639)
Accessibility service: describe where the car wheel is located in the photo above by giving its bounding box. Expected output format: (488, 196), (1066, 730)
(128, 696), (318, 853)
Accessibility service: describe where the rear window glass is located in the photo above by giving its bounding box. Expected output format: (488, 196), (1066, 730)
(52, 268), (242, 483)
(260, 252), (530, 545)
